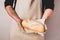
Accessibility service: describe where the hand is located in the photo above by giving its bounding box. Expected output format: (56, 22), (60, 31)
(36, 18), (45, 24)
(44, 24), (47, 31)
(41, 18), (47, 31)
(41, 18), (47, 30)
(16, 19), (24, 31)
(37, 18), (47, 30)
(17, 20), (22, 28)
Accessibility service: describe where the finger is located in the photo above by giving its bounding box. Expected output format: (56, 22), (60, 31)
(44, 24), (47, 30)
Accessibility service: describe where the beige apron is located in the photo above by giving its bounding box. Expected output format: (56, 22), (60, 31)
(10, 0), (44, 40)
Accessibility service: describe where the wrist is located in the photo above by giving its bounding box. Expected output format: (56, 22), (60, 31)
(16, 18), (21, 23)
(41, 18), (46, 23)
(36, 18), (45, 25)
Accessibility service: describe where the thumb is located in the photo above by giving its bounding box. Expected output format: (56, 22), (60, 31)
(41, 18), (45, 24)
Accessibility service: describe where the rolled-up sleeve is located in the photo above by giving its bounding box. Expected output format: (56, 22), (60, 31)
(4, 0), (14, 7)
(44, 0), (54, 10)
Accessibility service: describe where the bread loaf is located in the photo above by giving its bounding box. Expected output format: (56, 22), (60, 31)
(22, 19), (45, 33)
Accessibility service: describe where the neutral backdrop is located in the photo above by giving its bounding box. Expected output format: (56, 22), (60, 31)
(0, 0), (60, 40)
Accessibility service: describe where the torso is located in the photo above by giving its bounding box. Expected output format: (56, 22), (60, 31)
(10, 0), (44, 40)
(15, 0), (42, 20)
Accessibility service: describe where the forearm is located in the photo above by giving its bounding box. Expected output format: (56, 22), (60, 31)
(42, 9), (53, 20)
(5, 6), (21, 22)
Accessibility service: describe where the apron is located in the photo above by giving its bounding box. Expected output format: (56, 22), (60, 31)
(10, 0), (44, 40)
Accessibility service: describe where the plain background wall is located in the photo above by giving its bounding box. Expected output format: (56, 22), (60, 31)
(0, 0), (10, 40)
(45, 0), (60, 40)
(0, 0), (60, 40)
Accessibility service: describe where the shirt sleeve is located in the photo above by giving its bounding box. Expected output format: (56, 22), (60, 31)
(4, 0), (14, 7)
(44, 0), (54, 10)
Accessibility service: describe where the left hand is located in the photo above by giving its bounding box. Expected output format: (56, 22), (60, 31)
(36, 18), (47, 30)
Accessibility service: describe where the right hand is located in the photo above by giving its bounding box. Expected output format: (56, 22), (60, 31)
(16, 19), (24, 31)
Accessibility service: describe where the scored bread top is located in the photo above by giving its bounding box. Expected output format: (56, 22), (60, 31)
(22, 19), (45, 33)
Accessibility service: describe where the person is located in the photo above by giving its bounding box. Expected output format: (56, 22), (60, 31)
(4, 0), (54, 40)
